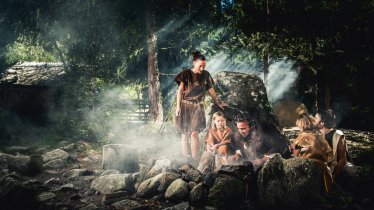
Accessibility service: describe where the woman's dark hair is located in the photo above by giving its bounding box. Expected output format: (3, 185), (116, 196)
(191, 50), (206, 61)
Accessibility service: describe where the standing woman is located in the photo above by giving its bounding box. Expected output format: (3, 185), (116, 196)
(175, 51), (227, 159)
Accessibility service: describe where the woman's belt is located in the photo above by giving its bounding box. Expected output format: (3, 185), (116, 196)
(182, 100), (204, 105)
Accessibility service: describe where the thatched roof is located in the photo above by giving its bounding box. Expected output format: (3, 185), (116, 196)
(0, 62), (65, 86)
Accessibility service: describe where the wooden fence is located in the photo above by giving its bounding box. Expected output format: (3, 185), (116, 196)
(121, 99), (149, 124)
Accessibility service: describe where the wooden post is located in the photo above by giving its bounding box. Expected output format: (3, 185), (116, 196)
(102, 144), (139, 173)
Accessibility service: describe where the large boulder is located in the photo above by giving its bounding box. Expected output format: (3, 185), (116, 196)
(165, 178), (189, 202)
(207, 71), (278, 127)
(41, 149), (69, 163)
(0, 175), (40, 209)
(189, 182), (208, 207)
(0, 153), (41, 176)
(258, 154), (327, 209)
(41, 149), (71, 169)
(207, 173), (246, 208)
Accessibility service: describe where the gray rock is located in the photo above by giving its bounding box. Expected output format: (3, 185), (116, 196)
(258, 154), (327, 209)
(91, 174), (134, 194)
(162, 202), (190, 210)
(190, 182), (208, 208)
(79, 203), (99, 210)
(207, 71), (278, 126)
(43, 158), (67, 169)
(158, 172), (181, 193)
(136, 173), (164, 198)
(60, 183), (73, 188)
(0, 175), (39, 209)
(0, 152), (40, 175)
(146, 159), (171, 178)
(58, 140), (71, 147)
(42, 149), (69, 163)
(83, 156), (99, 163)
(202, 172), (218, 188)
(188, 181), (196, 190)
(218, 163), (254, 181)
(83, 176), (96, 182)
(0, 169), (10, 177)
(0, 157), (8, 170)
(77, 144), (87, 152)
(207, 174), (245, 208)
(94, 169), (104, 175)
(151, 193), (164, 201)
(69, 168), (94, 178)
(197, 151), (215, 174)
(100, 169), (120, 176)
(37, 192), (56, 202)
(5, 146), (31, 155)
(55, 183), (78, 192)
(110, 199), (145, 210)
(44, 178), (62, 185)
(132, 172), (140, 183)
(136, 164), (152, 185)
(59, 143), (76, 152)
(34, 145), (49, 154)
(101, 191), (129, 205)
(179, 164), (201, 183)
(165, 178), (189, 202)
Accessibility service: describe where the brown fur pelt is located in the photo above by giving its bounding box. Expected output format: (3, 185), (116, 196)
(293, 132), (333, 162)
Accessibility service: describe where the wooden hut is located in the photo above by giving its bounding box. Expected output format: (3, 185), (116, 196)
(0, 62), (65, 124)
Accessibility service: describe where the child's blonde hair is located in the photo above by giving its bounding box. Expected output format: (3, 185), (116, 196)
(296, 114), (317, 132)
(211, 111), (227, 130)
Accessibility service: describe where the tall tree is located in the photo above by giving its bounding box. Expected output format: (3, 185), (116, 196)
(145, 0), (163, 122)
(263, 0), (270, 91)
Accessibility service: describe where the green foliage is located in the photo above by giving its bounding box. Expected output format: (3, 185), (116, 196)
(5, 34), (58, 65)
(0, 0), (373, 142)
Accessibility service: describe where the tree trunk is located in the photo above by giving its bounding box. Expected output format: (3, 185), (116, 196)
(263, 0), (270, 92)
(324, 86), (331, 110)
(145, 1), (163, 122)
(313, 83), (318, 113)
(263, 53), (269, 92)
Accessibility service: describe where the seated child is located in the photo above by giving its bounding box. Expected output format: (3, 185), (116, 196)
(205, 111), (232, 164)
(291, 114), (333, 192)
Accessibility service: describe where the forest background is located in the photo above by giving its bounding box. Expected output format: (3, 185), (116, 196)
(0, 0), (373, 145)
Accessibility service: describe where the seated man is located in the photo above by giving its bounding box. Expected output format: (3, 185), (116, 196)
(230, 116), (291, 171)
(315, 109), (356, 190)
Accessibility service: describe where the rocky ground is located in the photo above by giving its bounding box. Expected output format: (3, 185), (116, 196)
(0, 128), (373, 210)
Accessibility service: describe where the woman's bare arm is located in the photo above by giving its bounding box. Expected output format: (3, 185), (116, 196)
(176, 82), (184, 116)
(208, 87), (228, 110)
